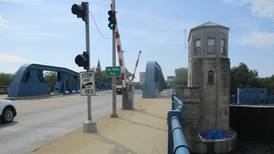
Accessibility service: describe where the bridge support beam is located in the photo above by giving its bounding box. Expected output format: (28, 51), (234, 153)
(143, 61), (166, 98)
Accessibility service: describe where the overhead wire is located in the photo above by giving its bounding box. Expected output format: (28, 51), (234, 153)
(89, 11), (111, 40)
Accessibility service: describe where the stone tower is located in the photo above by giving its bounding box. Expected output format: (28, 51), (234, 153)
(188, 22), (230, 131)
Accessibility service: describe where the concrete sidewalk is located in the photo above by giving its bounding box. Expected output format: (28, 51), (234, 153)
(31, 92), (170, 154)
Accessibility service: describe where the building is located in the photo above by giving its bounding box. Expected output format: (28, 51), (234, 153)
(167, 76), (175, 82)
(139, 72), (145, 86)
(177, 22), (236, 153)
(188, 21), (230, 131)
(96, 60), (101, 73)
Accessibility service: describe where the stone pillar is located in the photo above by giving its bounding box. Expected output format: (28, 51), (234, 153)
(122, 84), (134, 110)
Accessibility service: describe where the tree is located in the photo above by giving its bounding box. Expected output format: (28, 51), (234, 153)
(95, 70), (112, 84)
(257, 75), (274, 95)
(175, 68), (188, 87)
(43, 71), (57, 91)
(0, 73), (13, 86)
(230, 63), (259, 94)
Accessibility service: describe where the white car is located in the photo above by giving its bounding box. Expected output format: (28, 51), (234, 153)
(0, 100), (17, 123)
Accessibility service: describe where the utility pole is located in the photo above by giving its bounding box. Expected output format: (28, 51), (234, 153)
(107, 1), (133, 110)
(111, 0), (118, 118)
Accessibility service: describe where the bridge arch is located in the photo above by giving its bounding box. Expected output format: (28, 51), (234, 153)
(143, 61), (166, 98)
(8, 64), (79, 97)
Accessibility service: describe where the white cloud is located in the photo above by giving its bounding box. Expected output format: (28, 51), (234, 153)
(11, 32), (63, 42)
(224, 0), (250, 5)
(0, 15), (8, 30)
(225, 0), (274, 48)
(17, 32), (62, 38)
(238, 31), (274, 48)
(0, 52), (31, 64)
(251, 0), (274, 20)
(0, 0), (41, 3)
(0, 52), (36, 73)
(224, 0), (274, 21)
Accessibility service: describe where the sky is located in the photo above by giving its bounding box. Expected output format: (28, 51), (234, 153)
(0, 0), (274, 81)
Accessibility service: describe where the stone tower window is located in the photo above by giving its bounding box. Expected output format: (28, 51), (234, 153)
(220, 39), (226, 54)
(208, 70), (214, 85)
(207, 38), (215, 54)
(194, 39), (201, 55)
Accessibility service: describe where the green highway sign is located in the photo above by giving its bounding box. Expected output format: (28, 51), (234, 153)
(105, 66), (121, 77)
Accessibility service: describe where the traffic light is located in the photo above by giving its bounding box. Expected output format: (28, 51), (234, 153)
(108, 10), (116, 30)
(71, 2), (88, 22)
(75, 51), (89, 70)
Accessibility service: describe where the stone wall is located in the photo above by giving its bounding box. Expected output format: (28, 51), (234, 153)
(182, 98), (202, 152)
(176, 87), (201, 100)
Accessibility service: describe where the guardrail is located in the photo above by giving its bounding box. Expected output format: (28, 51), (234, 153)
(167, 90), (190, 154)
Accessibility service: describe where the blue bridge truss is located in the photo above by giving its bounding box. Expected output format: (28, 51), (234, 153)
(8, 64), (111, 98)
(143, 61), (167, 98)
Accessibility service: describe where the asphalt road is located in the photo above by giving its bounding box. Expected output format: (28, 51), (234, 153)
(0, 91), (142, 154)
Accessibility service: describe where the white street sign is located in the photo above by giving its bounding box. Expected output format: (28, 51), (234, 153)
(80, 71), (96, 96)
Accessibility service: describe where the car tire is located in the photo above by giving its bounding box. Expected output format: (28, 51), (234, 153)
(2, 107), (15, 123)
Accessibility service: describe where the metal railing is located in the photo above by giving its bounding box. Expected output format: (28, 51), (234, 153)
(168, 89), (190, 154)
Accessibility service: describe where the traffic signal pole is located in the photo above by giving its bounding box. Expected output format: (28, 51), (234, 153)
(85, 5), (92, 121)
(107, 6), (133, 110)
(85, 3), (92, 121)
(111, 0), (118, 118)
(71, 2), (96, 133)
(83, 2), (97, 133)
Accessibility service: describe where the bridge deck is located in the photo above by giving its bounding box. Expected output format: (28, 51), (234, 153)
(31, 90), (171, 154)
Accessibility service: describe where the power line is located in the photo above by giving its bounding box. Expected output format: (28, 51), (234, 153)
(90, 12), (111, 40)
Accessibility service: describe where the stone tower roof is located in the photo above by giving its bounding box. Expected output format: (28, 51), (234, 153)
(192, 21), (229, 30)
(188, 22), (229, 41)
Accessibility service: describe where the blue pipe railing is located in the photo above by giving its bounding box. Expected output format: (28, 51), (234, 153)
(168, 89), (190, 154)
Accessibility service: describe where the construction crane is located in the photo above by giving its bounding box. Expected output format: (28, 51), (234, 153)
(131, 50), (142, 81)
